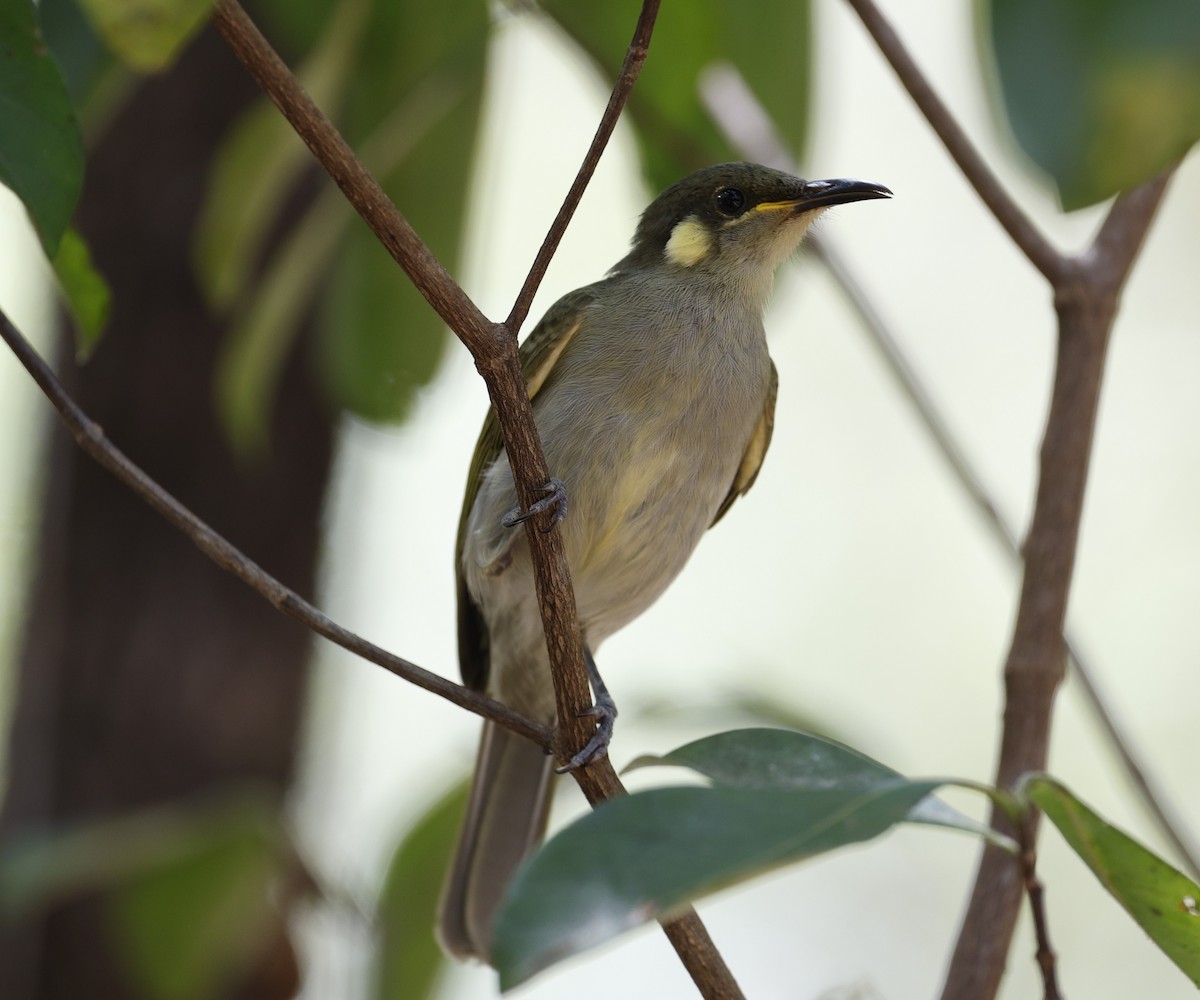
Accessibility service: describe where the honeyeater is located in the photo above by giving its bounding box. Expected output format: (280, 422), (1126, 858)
(438, 162), (891, 961)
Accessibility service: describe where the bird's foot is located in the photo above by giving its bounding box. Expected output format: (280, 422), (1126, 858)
(556, 648), (618, 773)
(556, 692), (618, 773)
(501, 477), (568, 532)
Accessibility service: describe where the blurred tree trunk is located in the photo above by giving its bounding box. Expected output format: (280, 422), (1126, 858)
(0, 23), (331, 1000)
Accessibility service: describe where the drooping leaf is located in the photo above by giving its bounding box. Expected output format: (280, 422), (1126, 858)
(75, 0), (213, 72)
(493, 775), (942, 989)
(1026, 775), (1200, 987)
(0, 0), (84, 255)
(543, 0), (811, 192)
(373, 782), (468, 1000)
(52, 226), (111, 357)
(986, 0), (1200, 209)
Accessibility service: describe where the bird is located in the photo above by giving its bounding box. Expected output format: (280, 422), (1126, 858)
(437, 162), (891, 962)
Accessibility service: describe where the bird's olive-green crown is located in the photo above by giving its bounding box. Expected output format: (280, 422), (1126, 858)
(619, 162), (890, 274)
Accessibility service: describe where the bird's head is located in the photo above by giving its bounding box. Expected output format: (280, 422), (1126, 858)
(621, 162), (891, 294)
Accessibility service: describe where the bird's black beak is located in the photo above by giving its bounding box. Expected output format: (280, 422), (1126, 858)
(795, 178), (893, 210)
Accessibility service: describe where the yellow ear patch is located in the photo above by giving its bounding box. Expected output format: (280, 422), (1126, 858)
(665, 215), (712, 267)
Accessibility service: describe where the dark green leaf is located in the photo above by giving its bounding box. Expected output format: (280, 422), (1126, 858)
(986, 0), (1200, 209)
(543, 0), (811, 191)
(53, 226), (111, 357)
(631, 728), (1015, 848)
(493, 773), (942, 988)
(75, 0), (214, 72)
(374, 782), (468, 1000)
(0, 0), (84, 255)
(1027, 776), (1200, 987)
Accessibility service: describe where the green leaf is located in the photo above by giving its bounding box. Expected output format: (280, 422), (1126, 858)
(75, 0), (213, 72)
(373, 782), (468, 1000)
(52, 226), (111, 357)
(0, 790), (286, 1000)
(986, 0), (1200, 209)
(632, 728), (1016, 849)
(0, 0), (84, 255)
(1026, 776), (1200, 988)
(493, 776), (942, 989)
(543, 0), (811, 191)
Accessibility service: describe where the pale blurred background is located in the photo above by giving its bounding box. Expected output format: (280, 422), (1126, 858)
(3, 0), (1199, 997)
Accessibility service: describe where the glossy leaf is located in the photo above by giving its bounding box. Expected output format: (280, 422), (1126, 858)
(987, 0), (1200, 209)
(373, 782), (467, 1000)
(53, 226), (111, 357)
(544, 0), (811, 191)
(1027, 776), (1200, 987)
(494, 776), (941, 988)
(75, 0), (213, 72)
(631, 728), (1016, 849)
(0, 0), (84, 255)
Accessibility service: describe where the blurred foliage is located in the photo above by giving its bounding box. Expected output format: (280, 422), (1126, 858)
(373, 781), (468, 1000)
(52, 226), (112, 356)
(543, 0), (811, 192)
(75, 0), (214, 72)
(985, 0), (1200, 209)
(0, 789), (291, 1000)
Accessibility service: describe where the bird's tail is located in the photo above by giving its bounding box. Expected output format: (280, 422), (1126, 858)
(437, 720), (555, 962)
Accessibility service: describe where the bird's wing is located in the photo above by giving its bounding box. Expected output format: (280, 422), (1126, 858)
(710, 360), (779, 528)
(455, 288), (594, 691)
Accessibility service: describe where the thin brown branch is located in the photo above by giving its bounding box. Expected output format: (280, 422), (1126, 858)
(941, 172), (1175, 1000)
(843, 0), (1066, 284)
(0, 305), (550, 749)
(504, 0), (661, 334)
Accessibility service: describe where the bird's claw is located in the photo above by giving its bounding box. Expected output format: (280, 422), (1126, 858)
(501, 477), (568, 532)
(555, 691), (618, 774)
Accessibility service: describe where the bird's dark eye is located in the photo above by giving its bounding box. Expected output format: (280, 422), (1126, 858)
(714, 187), (746, 216)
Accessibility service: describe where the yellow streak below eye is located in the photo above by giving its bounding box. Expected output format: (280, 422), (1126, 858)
(665, 216), (712, 267)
